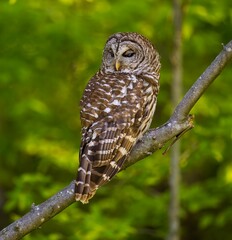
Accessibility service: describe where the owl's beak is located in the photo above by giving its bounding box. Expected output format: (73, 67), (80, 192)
(115, 60), (121, 71)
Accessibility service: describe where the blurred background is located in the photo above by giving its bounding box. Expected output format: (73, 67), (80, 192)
(0, 0), (231, 239)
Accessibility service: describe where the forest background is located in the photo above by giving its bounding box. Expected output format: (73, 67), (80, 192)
(0, 0), (231, 239)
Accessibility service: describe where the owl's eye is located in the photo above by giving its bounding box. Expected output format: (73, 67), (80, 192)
(108, 49), (114, 58)
(122, 50), (135, 58)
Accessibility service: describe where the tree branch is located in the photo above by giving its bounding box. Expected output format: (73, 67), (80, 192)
(124, 40), (232, 168)
(0, 182), (76, 240)
(172, 42), (232, 121)
(1, 40), (232, 240)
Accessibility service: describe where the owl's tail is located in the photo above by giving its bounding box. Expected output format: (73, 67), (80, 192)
(75, 154), (97, 204)
(75, 123), (136, 203)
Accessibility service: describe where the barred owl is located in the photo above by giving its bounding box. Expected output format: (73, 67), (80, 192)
(75, 32), (161, 204)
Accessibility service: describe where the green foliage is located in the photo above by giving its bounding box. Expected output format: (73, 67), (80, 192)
(0, 0), (231, 239)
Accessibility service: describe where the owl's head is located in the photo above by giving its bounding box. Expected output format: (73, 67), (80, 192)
(101, 32), (160, 75)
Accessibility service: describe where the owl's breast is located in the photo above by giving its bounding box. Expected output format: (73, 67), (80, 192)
(80, 73), (154, 129)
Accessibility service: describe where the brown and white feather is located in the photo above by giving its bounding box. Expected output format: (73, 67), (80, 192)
(75, 32), (161, 203)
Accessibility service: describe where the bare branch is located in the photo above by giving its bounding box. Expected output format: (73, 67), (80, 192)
(0, 40), (231, 240)
(124, 40), (232, 169)
(172, 41), (232, 121)
(0, 182), (76, 240)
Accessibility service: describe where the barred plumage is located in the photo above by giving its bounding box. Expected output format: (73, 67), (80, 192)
(75, 32), (161, 203)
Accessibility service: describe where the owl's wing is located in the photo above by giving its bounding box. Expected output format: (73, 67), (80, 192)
(87, 116), (137, 176)
(76, 111), (139, 204)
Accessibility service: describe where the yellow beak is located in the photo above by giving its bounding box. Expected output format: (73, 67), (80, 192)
(115, 60), (121, 71)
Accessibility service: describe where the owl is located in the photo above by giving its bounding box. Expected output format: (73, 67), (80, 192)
(75, 32), (161, 204)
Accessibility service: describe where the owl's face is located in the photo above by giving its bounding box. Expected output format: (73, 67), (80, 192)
(101, 32), (159, 75)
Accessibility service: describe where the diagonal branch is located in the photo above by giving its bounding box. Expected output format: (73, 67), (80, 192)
(125, 40), (232, 168)
(0, 40), (232, 240)
(172, 42), (232, 121)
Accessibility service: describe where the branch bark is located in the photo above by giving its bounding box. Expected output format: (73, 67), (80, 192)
(1, 40), (232, 240)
